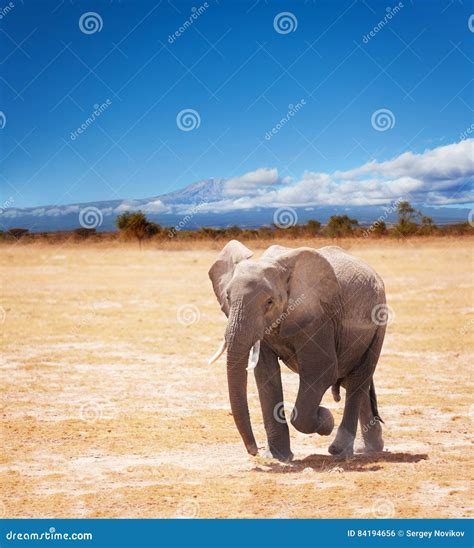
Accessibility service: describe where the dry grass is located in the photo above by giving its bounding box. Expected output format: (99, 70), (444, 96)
(0, 237), (472, 518)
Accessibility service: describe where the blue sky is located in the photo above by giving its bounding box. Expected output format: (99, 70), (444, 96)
(0, 0), (473, 209)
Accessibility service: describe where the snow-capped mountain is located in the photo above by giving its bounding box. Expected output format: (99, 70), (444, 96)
(0, 177), (469, 232)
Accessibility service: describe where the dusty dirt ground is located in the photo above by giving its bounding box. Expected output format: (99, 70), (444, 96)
(0, 237), (472, 518)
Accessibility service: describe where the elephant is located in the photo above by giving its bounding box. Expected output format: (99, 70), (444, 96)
(208, 240), (386, 462)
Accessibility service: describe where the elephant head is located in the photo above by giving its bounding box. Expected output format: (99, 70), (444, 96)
(208, 240), (339, 455)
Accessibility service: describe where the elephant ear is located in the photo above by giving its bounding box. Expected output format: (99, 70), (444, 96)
(208, 240), (253, 316)
(274, 248), (340, 339)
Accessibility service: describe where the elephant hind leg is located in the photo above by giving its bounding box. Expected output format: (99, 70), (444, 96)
(329, 329), (385, 457)
(358, 379), (384, 453)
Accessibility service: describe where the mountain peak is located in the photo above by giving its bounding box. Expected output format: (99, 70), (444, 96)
(158, 178), (226, 205)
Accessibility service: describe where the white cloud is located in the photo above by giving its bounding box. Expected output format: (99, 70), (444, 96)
(223, 167), (286, 197)
(196, 139), (473, 211)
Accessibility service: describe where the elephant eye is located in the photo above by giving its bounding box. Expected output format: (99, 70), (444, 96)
(266, 298), (273, 307)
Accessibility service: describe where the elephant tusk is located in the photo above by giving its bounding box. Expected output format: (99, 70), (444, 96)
(208, 339), (227, 365)
(247, 340), (261, 371)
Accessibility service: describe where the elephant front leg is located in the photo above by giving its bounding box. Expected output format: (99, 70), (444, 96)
(290, 331), (337, 437)
(254, 342), (293, 462)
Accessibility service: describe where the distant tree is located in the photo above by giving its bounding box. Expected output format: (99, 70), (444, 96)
(7, 228), (29, 240)
(225, 225), (243, 238)
(200, 227), (226, 240)
(257, 226), (275, 239)
(441, 222), (471, 236)
(74, 227), (97, 240)
(372, 220), (387, 236)
(305, 219), (321, 236)
(418, 215), (437, 235)
(394, 200), (418, 236)
(116, 211), (161, 247)
(326, 215), (358, 238)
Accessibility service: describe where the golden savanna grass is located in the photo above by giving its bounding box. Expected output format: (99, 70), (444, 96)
(0, 237), (472, 518)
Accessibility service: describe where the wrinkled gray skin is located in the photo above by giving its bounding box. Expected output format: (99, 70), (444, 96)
(209, 240), (385, 461)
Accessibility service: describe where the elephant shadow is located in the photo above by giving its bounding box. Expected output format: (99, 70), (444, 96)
(254, 451), (428, 474)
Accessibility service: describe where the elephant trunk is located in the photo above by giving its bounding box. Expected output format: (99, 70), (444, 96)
(225, 299), (259, 456)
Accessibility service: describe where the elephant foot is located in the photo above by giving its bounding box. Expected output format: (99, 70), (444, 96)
(291, 406), (334, 436)
(328, 428), (355, 457)
(357, 438), (384, 454)
(261, 446), (294, 463)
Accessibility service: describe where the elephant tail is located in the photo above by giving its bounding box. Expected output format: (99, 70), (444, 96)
(370, 378), (384, 424)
